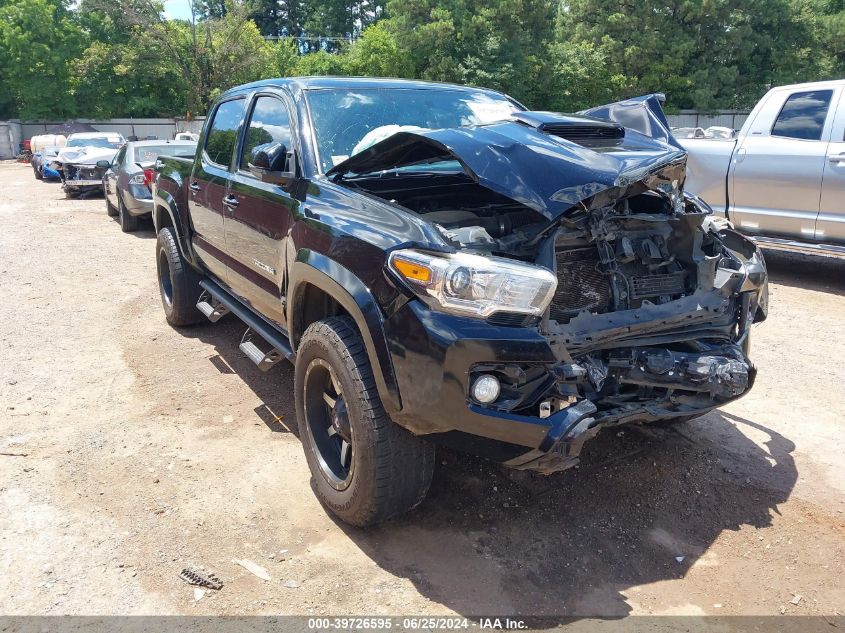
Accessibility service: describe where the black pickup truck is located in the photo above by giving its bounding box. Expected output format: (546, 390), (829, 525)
(153, 77), (768, 526)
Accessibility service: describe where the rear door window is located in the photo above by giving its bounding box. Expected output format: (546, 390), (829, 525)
(204, 99), (245, 167)
(771, 90), (833, 141)
(239, 96), (293, 170)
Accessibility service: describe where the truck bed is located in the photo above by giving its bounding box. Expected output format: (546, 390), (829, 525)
(676, 137), (736, 214)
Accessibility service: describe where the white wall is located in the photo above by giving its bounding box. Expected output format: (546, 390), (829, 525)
(19, 118), (206, 142)
(666, 111), (750, 131)
(0, 121), (23, 159)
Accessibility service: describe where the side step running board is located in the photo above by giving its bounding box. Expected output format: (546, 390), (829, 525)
(198, 278), (294, 371)
(196, 290), (231, 323)
(753, 235), (845, 259)
(239, 328), (285, 372)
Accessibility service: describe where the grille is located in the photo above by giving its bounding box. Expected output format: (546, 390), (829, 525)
(486, 312), (538, 328)
(550, 247), (611, 322)
(630, 272), (687, 299)
(67, 165), (102, 181)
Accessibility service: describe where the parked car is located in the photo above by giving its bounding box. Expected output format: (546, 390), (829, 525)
(672, 126), (707, 139)
(679, 79), (845, 254)
(102, 139), (197, 232)
(153, 78), (768, 526)
(31, 146), (62, 180)
(50, 132), (125, 198)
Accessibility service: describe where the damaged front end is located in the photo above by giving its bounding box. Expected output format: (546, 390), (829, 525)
(52, 147), (116, 197)
(330, 94), (768, 474)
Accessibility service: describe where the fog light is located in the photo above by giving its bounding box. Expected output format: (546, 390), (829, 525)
(472, 375), (500, 404)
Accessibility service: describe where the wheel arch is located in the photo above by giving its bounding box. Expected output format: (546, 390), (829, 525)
(152, 189), (196, 268)
(287, 250), (401, 414)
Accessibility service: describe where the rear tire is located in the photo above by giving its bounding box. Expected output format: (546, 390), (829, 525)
(296, 316), (435, 527)
(156, 226), (204, 326)
(118, 195), (141, 232)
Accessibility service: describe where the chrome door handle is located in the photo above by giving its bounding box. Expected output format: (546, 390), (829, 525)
(189, 182), (201, 192)
(222, 195), (240, 208)
(828, 153), (845, 164)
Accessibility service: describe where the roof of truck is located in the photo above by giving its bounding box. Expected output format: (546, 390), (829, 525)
(768, 79), (845, 91)
(221, 76), (510, 98)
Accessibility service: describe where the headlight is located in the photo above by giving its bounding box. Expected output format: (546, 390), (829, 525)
(388, 249), (557, 318)
(130, 174), (146, 185)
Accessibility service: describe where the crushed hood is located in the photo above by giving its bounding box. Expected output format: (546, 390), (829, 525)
(54, 146), (118, 165)
(328, 94), (686, 220)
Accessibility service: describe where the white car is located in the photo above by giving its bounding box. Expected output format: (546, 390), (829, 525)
(51, 132), (126, 198)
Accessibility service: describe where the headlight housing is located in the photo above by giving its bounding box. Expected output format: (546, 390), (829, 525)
(130, 174), (146, 185)
(388, 249), (557, 319)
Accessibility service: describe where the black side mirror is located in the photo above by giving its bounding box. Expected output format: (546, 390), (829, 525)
(248, 142), (296, 184)
(96, 159), (111, 169)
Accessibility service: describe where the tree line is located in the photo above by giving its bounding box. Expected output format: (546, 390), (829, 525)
(1, 0), (843, 121)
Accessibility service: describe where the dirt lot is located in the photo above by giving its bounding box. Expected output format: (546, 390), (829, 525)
(1, 161), (844, 619)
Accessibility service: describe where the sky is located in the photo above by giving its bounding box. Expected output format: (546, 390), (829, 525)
(163, 0), (194, 21)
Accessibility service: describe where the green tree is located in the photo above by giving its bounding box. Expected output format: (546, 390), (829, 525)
(0, 0), (88, 119)
(270, 36), (300, 75)
(302, 0), (386, 37)
(343, 21), (412, 76)
(247, 0), (306, 36)
(558, 0), (810, 110)
(383, 0), (556, 106)
(294, 48), (347, 74)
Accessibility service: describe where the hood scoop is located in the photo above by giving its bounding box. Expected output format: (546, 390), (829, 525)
(512, 111), (625, 146)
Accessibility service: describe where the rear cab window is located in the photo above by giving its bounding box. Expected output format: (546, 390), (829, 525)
(134, 144), (196, 164)
(771, 90), (834, 141)
(239, 95), (293, 171)
(204, 99), (245, 168)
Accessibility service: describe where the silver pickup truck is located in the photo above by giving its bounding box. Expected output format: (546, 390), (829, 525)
(680, 79), (845, 254)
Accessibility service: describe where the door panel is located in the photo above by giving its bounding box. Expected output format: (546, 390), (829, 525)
(190, 98), (245, 282)
(729, 89), (835, 240)
(817, 90), (845, 243)
(104, 145), (125, 209)
(224, 94), (297, 326)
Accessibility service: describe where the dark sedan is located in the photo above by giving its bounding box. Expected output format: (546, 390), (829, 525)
(102, 139), (197, 232)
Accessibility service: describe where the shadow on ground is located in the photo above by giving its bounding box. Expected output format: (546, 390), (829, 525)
(762, 248), (845, 295)
(176, 315), (797, 620)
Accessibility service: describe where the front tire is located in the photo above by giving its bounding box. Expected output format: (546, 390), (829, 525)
(34, 166), (43, 180)
(296, 316), (435, 527)
(118, 195), (141, 232)
(106, 197), (118, 217)
(155, 226), (204, 326)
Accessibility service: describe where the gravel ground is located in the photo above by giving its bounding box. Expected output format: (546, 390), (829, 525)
(1, 162), (843, 619)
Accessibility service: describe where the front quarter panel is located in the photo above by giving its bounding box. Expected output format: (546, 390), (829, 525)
(285, 179), (454, 413)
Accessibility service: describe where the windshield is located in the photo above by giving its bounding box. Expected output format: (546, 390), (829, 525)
(134, 144), (196, 163)
(67, 137), (123, 149)
(306, 88), (520, 173)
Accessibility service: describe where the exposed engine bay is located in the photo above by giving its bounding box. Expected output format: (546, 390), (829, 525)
(329, 97), (768, 471)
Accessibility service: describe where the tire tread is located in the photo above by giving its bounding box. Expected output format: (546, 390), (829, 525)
(297, 316), (434, 526)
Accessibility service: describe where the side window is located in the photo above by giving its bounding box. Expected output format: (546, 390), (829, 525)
(114, 146), (127, 166)
(771, 90), (833, 141)
(204, 99), (245, 167)
(240, 96), (292, 170)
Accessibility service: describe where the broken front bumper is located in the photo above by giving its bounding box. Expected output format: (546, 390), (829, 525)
(55, 163), (107, 188)
(384, 233), (767, 474)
